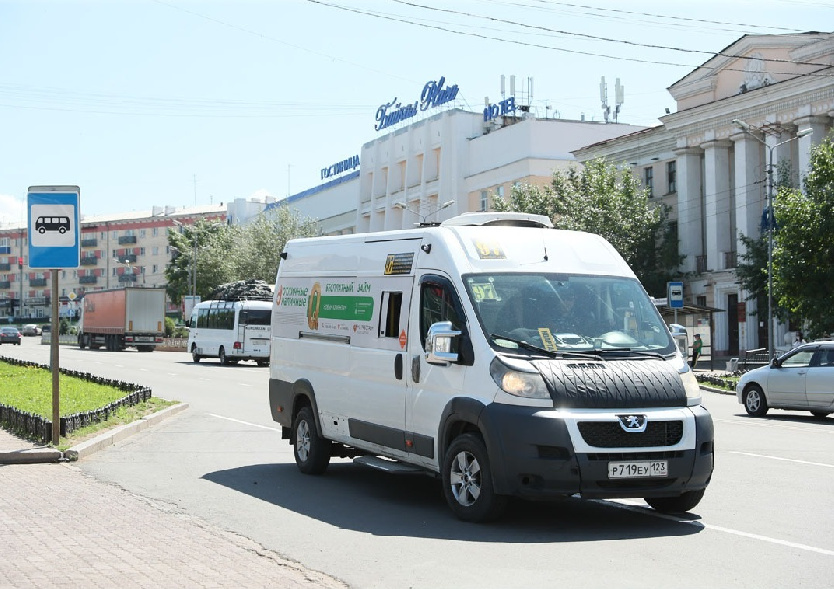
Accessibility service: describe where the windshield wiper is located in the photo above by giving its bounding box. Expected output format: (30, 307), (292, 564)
(594, 348), (667, 360)
(490, 334), (603, 360)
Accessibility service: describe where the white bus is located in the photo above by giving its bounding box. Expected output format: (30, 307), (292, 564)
(187, 299), (272, 366)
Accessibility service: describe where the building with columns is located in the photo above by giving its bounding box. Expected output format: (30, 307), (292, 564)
(574, 31), (834, 357)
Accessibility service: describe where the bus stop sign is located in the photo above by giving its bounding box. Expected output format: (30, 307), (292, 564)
(27, 185), (81, 269)
(667, 281), (684, 309)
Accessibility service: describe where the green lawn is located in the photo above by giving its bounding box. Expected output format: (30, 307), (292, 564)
(0, 360), (177, 449)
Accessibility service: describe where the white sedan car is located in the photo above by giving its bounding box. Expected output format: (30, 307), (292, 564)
(737, 341), (834, 418)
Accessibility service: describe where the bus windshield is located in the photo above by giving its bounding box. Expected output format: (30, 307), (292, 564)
(464, 273), (675, 355)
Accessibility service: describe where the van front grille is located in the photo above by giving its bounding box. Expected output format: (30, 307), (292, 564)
(578, 420), (683, 448)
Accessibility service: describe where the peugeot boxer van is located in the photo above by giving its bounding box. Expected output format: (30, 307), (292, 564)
(268, 212), (713, 522)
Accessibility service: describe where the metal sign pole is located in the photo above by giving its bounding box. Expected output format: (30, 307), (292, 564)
(51, 269), (60, 445)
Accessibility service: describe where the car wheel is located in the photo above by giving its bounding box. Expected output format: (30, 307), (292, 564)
(810, 411), (831, 418)
(219, 347), (228, 365)
(191, 344), (200, 363)
(442, 433), (508, 522)
(743, 384), (768, 417)
(293, 406), (331, 475)
(645, 489), (705, 514)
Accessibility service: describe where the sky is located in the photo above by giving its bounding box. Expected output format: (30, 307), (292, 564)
(0, 0), (831, 226)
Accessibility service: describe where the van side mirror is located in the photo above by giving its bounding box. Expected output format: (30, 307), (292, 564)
(426, 321), (461, 365)
(770, 357), (780, 368)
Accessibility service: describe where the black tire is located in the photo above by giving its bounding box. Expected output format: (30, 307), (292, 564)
(743, 384), (768, 417)
(257, 360), (269, 367)
(646, 489), (705, 514)
(219, 346), (228, 365)
(78, 335), (87, 349)
(293, 406), (331, 475)
(442, 433), (508, 523)
(810, 411), (831, 418)
(191, 344), (200, 363)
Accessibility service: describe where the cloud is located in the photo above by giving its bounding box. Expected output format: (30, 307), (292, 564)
(0, 194), (25, 228)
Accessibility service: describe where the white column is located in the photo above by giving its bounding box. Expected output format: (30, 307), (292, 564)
(701, 139), (733, 272)
(794, 115), (830, 180)
(674, 147), (703, 274)
(732, 132), (764, 256)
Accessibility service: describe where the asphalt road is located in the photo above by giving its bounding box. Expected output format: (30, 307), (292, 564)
(3, 337), (833, 588)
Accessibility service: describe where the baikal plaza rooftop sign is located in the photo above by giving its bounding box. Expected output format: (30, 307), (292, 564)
(374, 76), (460, 132)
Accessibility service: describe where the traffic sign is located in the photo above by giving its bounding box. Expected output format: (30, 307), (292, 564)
(27, 185), (81, 269)
(667, 281), (684, 309)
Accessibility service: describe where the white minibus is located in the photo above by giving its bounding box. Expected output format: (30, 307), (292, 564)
(188, 299), (271, 365)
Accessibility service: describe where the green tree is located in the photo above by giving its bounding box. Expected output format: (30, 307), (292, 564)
(165, 219), (234, 305)
(492, 158), (681, 296)
(233, 206), (319, 283)
(772, 135), (834, 337)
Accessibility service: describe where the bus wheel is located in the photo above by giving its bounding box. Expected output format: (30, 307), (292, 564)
(219, 347), (228, 365)
(191, 344), (200, 363)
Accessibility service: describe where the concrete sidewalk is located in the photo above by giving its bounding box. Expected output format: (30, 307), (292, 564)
(0, 424), (346, 588)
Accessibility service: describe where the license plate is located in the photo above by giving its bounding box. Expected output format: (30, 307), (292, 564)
(608, 460), (668, 479)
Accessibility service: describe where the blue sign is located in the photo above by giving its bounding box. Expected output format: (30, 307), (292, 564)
(667, 281), (684, 309)
(375, 76), (460, 132)
(484, 97), (517, 121)
(321, 155), (360, 180)
(27, 186), (81, 269)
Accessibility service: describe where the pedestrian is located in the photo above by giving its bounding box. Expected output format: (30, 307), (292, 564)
(793, 331), (806, 347)
(691, 333), (703, 368)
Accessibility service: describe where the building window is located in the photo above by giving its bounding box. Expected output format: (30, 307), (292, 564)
(153, 227), (158, 236)
(496, 185), (504, 199)
(0, 238), (8, 248)
(152, 264), (158, 274)
(644, 167), (654, 197)
(696, 295), (707, 307)
(667, 161), (677, 194)
(480, 191), (488, 212)
(152, 246), (159, 255)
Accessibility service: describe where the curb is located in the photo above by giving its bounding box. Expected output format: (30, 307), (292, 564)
(64, 403), (189, 461)
(0, 446), (63, 464)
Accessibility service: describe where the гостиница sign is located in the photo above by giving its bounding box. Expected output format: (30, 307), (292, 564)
(375, 76), (460, 132)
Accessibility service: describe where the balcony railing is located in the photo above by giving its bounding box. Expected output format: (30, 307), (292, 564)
(0, 263), (10, 272)
(79, 275), (98, 284)
(118, 236), (137, 245)
(118, 274), (137, 283)
(0, 281), (10, 289)
(80, 256), (99, 266)
(30, 278), (47, 287)
(81, 238), (98, 247)
(117, 254), (137, 264)
(724, 250), (737, 269)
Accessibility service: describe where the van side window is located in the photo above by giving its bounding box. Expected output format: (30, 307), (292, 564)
(420, 282), (463, 348)
(381, 292), (403, 338)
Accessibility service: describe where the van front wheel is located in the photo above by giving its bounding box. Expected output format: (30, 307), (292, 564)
(442, 433), (508, 522)
(293, 406), (331, 475)
(645, 489), (705, 514)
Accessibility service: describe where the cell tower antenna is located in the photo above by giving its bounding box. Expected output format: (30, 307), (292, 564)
(614, 78), (624, 123)
(600, 76), (610, 124)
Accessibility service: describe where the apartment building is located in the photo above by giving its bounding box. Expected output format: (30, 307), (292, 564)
(0, 204), (225, 320)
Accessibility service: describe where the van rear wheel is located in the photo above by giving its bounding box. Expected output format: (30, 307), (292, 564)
(442, 433), (508, 522)
(293, 406), (331, 475)
(191, 344), (200, 363)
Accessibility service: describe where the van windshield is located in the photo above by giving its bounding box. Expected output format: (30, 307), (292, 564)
(464, 273), (675, 355)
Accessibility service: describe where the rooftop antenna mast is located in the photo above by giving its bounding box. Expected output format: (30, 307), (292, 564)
(600, 76), (610, 123)
(614, 78), (624, 123)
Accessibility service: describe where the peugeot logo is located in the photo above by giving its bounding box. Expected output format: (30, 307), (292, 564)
(617, 414), (648, 433)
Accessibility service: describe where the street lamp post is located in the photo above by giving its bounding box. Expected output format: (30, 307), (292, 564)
(733, 119), (812, 359)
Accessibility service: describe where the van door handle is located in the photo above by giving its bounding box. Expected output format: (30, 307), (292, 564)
(394, 354), (403, 380)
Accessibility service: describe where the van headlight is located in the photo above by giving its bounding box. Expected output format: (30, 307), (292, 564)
(679, 363), (703, 406)
(490, 357), (551, 400)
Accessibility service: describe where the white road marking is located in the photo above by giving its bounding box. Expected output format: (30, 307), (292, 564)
(209, 413), (280, 432)
(608, 499), (834, 556)
(729, 451), (834, 469)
